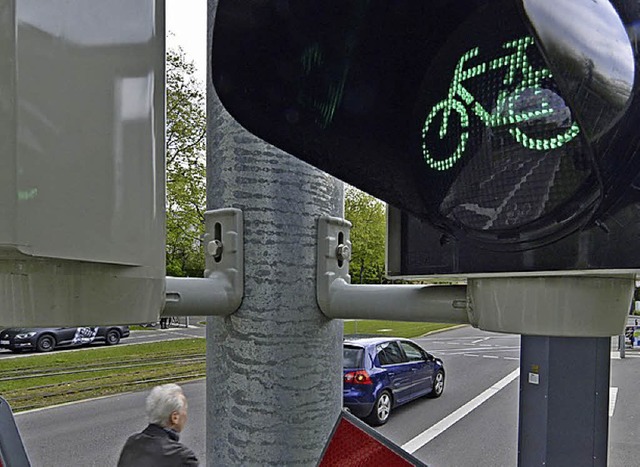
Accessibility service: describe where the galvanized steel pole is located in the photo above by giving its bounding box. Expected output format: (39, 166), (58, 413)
(206, 2), (344, 464)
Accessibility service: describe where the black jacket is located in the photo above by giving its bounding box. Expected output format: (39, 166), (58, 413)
(117, 424), (199, 467)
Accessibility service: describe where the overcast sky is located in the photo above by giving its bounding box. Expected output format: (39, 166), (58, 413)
(166, 0), (207, 83)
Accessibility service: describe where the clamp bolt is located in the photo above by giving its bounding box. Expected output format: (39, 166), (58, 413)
(207, 239), (224, 259)
(336, 244), (351, 262)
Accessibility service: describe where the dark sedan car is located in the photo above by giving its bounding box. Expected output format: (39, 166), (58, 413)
(343, 336), (445, 426)
(0, 326), (130, 353)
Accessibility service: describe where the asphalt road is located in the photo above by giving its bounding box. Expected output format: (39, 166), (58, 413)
(15, 380), (206, 466)
(378, 328), (521, 466)
(11, 326), (640, 466)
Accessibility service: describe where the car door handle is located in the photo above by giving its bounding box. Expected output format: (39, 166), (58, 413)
(388, 372), (395, 377)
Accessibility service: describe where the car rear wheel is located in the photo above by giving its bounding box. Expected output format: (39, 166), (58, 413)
(105, 330), (121, 345)
(36, 335), (55, 352)
(365, 390), (392, 426)
(427, 370), (445, 398)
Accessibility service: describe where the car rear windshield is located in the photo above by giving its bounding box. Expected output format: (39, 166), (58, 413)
(343, 345), (364, 368)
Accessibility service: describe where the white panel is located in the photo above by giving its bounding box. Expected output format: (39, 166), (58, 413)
(468, 275), (635, 336)
(14, 0), (164, 266)
(0, 0), (166, 326)
(0, 1), (17, 246)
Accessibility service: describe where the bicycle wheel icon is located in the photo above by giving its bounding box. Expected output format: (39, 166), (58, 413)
(422, 99), (470, 171)
(497, 87), (580, 152)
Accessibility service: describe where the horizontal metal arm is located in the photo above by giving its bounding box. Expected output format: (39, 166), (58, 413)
(322, 277), (470, 324)
(317, 216), (471, 324)
(164, 276), (240, 317)
(318, 216), (635, 336)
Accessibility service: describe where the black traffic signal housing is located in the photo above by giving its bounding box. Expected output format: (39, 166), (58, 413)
(211, 0), (640, 275)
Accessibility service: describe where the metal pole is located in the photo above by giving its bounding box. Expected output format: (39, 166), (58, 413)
(207, 2), (344, 464)
(518, 336), (610, 466)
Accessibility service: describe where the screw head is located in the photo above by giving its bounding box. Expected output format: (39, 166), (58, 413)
(207, 239), (224, 259)
(336, 244), (351, 262)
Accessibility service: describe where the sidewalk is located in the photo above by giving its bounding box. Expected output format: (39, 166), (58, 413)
(145, 316), (207, 329)
(611, 335), (640, 359)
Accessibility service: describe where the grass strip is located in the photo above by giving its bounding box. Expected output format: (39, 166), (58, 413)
(0, 339), (206, 412)
(343, 320), (455, 337)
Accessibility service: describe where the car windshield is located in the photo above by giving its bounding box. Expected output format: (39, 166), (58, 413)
(343, 345), (364, 368)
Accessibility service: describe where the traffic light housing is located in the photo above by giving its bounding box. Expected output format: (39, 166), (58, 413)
(212, 0), (640, 275)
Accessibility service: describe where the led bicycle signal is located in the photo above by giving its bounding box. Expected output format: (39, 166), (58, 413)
(421, 37), (581, 171)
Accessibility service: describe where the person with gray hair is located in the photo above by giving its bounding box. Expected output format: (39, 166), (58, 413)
(117, 383), (199, 466)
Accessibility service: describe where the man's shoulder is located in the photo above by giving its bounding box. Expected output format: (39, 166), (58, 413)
(118, 425), (199, 467)
(169, 443), (199, 466)
(162, 435), (199, 465)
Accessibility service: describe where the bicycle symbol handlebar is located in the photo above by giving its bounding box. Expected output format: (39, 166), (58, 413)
(422, 37), (580, 171)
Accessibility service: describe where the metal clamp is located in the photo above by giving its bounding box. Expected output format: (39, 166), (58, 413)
(164, 208), (243, 317)
(316, 216), (470, 324)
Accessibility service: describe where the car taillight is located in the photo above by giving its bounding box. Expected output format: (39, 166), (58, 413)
(344, 370), (372, 385)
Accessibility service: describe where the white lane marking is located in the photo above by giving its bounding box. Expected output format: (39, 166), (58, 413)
(504, 357), (520, 361)
(610, 387), (618, 417)
(425, 336), (515, 342)
(464, 354), (480, 357)
(482, 355), (499, 359)
(431, 346), (520, 354)
(472, 337), (490, 344)
(402, 368), (520, 454)
(607, 352), (640, 360)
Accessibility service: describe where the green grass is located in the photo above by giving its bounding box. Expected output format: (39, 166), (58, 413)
(0, 339), (206, 412)
(0, 320), (458, 412)
(343, 320), (456, 338)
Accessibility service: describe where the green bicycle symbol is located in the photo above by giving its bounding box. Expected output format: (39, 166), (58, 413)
(422, 37), (581, 171)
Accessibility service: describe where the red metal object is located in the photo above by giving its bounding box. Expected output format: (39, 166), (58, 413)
(318, 410), (427, 467)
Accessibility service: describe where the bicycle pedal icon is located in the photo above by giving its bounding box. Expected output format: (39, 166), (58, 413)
(422, 36), (581, 171)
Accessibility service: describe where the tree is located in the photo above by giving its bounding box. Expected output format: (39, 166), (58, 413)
(344, 186), (386, 283)
(166, 47), (206, 277)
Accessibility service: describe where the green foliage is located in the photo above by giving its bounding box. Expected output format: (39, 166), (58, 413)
(344, 187), (386, 283)
(166, 48), (207, 277)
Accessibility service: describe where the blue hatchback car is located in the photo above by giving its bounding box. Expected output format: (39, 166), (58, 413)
(343, 336), (445, 426)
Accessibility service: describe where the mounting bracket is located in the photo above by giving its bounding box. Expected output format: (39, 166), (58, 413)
(317, 216), (634, 336)
(316, 216), (471, 324)
(164, 208), (243, 317)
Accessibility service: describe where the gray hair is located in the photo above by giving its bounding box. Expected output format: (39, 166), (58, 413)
(145, 383), (186, 427)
